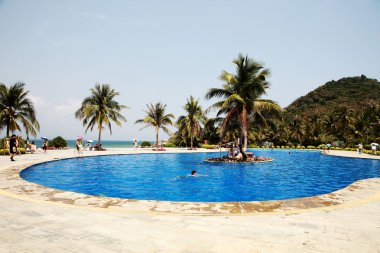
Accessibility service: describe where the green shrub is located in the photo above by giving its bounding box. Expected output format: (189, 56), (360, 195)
(276, 146), (280, 149)
(248, 144), (261, 148)
(281, 146), (285, 149)
(307, 146), (316, 149)
(141, 141), (151, 147)
(296, 145), (301, 149)
(285, 146), (289, 149)
(49, 136), (68, 148)
(200, 144), (218, 149)
(163, 143), (176, 148)
(0, 149), (10, 155)
(344, 148), (357, 151)
(0, 148), (25, 155)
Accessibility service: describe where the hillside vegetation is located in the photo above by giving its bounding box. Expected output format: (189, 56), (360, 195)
(285, 75), (380, 117)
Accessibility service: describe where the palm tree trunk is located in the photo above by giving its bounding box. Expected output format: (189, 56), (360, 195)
(241, 107), (248, 150)
(155, 127), (159, 146)
(190, 135), (193, 149)
(240, 108), (248, 160)
(98, 126), (102, 145)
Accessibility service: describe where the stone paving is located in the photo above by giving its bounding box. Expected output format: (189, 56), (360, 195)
(0, 148), (380, 252)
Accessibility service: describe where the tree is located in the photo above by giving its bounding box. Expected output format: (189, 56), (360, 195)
(75, 83), (127, 145)
(49, 136), (68, 148)
(287, 116), (306, 145)
(206, 54), (280, 152)
(135, 102), (174, 146)
(176, 96), (207, 149)
(0, 82), (40, 137)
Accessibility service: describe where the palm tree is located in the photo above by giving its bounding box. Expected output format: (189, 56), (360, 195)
(75, 83), (127, 145)
(176, 96), (207, 149)
(135, 102), (174, 146)
(206, 54), (281, 151)
(287, 116), (306, 145)
(0, 82), (40, 137)
(321, 110), (339, 141)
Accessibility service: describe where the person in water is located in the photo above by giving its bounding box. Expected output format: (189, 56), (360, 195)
(191, 170), (197, 176)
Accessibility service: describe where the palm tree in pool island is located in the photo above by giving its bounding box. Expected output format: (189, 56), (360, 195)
(177, 96), (207, 149)
(206, 54), (281, 152)
(135, 102), (174, 146)
(0, 82), (40, 137)
(75, 84), (127, 145)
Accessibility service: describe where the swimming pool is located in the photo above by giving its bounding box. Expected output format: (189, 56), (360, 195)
(20, 150), (380, 202)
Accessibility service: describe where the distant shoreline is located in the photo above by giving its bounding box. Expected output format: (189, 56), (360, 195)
(31, 139), (154, 149)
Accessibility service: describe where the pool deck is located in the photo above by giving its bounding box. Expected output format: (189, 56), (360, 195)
(0, 148), (379, 252)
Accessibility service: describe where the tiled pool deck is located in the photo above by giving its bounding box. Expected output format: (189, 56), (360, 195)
(0, 148), (379, 252)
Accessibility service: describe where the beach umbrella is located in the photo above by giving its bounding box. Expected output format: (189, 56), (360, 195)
(76, 136), (83, 140)
(41, 136), (48, 140)
(87, 139), (94, 143)
(371, 143), (379, 146)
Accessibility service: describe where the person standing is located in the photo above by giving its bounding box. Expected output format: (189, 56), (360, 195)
(358, 143), (363, 154)
(42, 138), (48, 153)
(133, 138), (138, 151)
(9, 134), (17, 161)
(327, 143), (331, 153)
(372, 144), (377, 155)
(76, 137), (83, 156)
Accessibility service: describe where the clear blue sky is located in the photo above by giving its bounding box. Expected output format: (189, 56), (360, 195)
(1, 0), (379, 141)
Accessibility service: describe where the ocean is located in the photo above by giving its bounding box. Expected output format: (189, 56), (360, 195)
(31, 140), (150, 149)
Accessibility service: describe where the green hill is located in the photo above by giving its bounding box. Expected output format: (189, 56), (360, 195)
(285, 75), (380, 117)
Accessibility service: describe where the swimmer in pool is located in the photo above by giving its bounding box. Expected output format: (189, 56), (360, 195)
(172, 170), (207, 181)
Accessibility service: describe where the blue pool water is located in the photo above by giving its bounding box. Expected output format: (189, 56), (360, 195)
(20, 150), (380, 202)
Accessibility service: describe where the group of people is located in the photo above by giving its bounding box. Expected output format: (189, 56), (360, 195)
(75, 137), (105, 155)
(226, 143), (250, 160)
(4, 135), (46, 161)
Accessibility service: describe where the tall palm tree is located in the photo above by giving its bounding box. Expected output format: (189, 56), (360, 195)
(0, 82), (40, 137)
(176, 96), (207, 149)
(135, 102), (174, 146)
(75, 83), (127, 145)
(321, 110), (339, 141)
(287, 116), (306, 145)
(206, 54), (281, 151)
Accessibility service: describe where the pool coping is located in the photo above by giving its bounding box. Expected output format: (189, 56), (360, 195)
(1, 148), (380, 216)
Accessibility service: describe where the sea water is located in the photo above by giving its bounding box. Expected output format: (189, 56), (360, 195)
(31, 140), (147, 149)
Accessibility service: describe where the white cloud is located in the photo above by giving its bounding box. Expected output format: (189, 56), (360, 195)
(52, 99), (81, 116)
(29, 95), (51, 109)
(76, 11), (106, 20)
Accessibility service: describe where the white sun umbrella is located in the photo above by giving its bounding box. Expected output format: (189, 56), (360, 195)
(41, 136), (48, 140)
(371, 143), (379, 146)
(87, 139), (94, 143)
